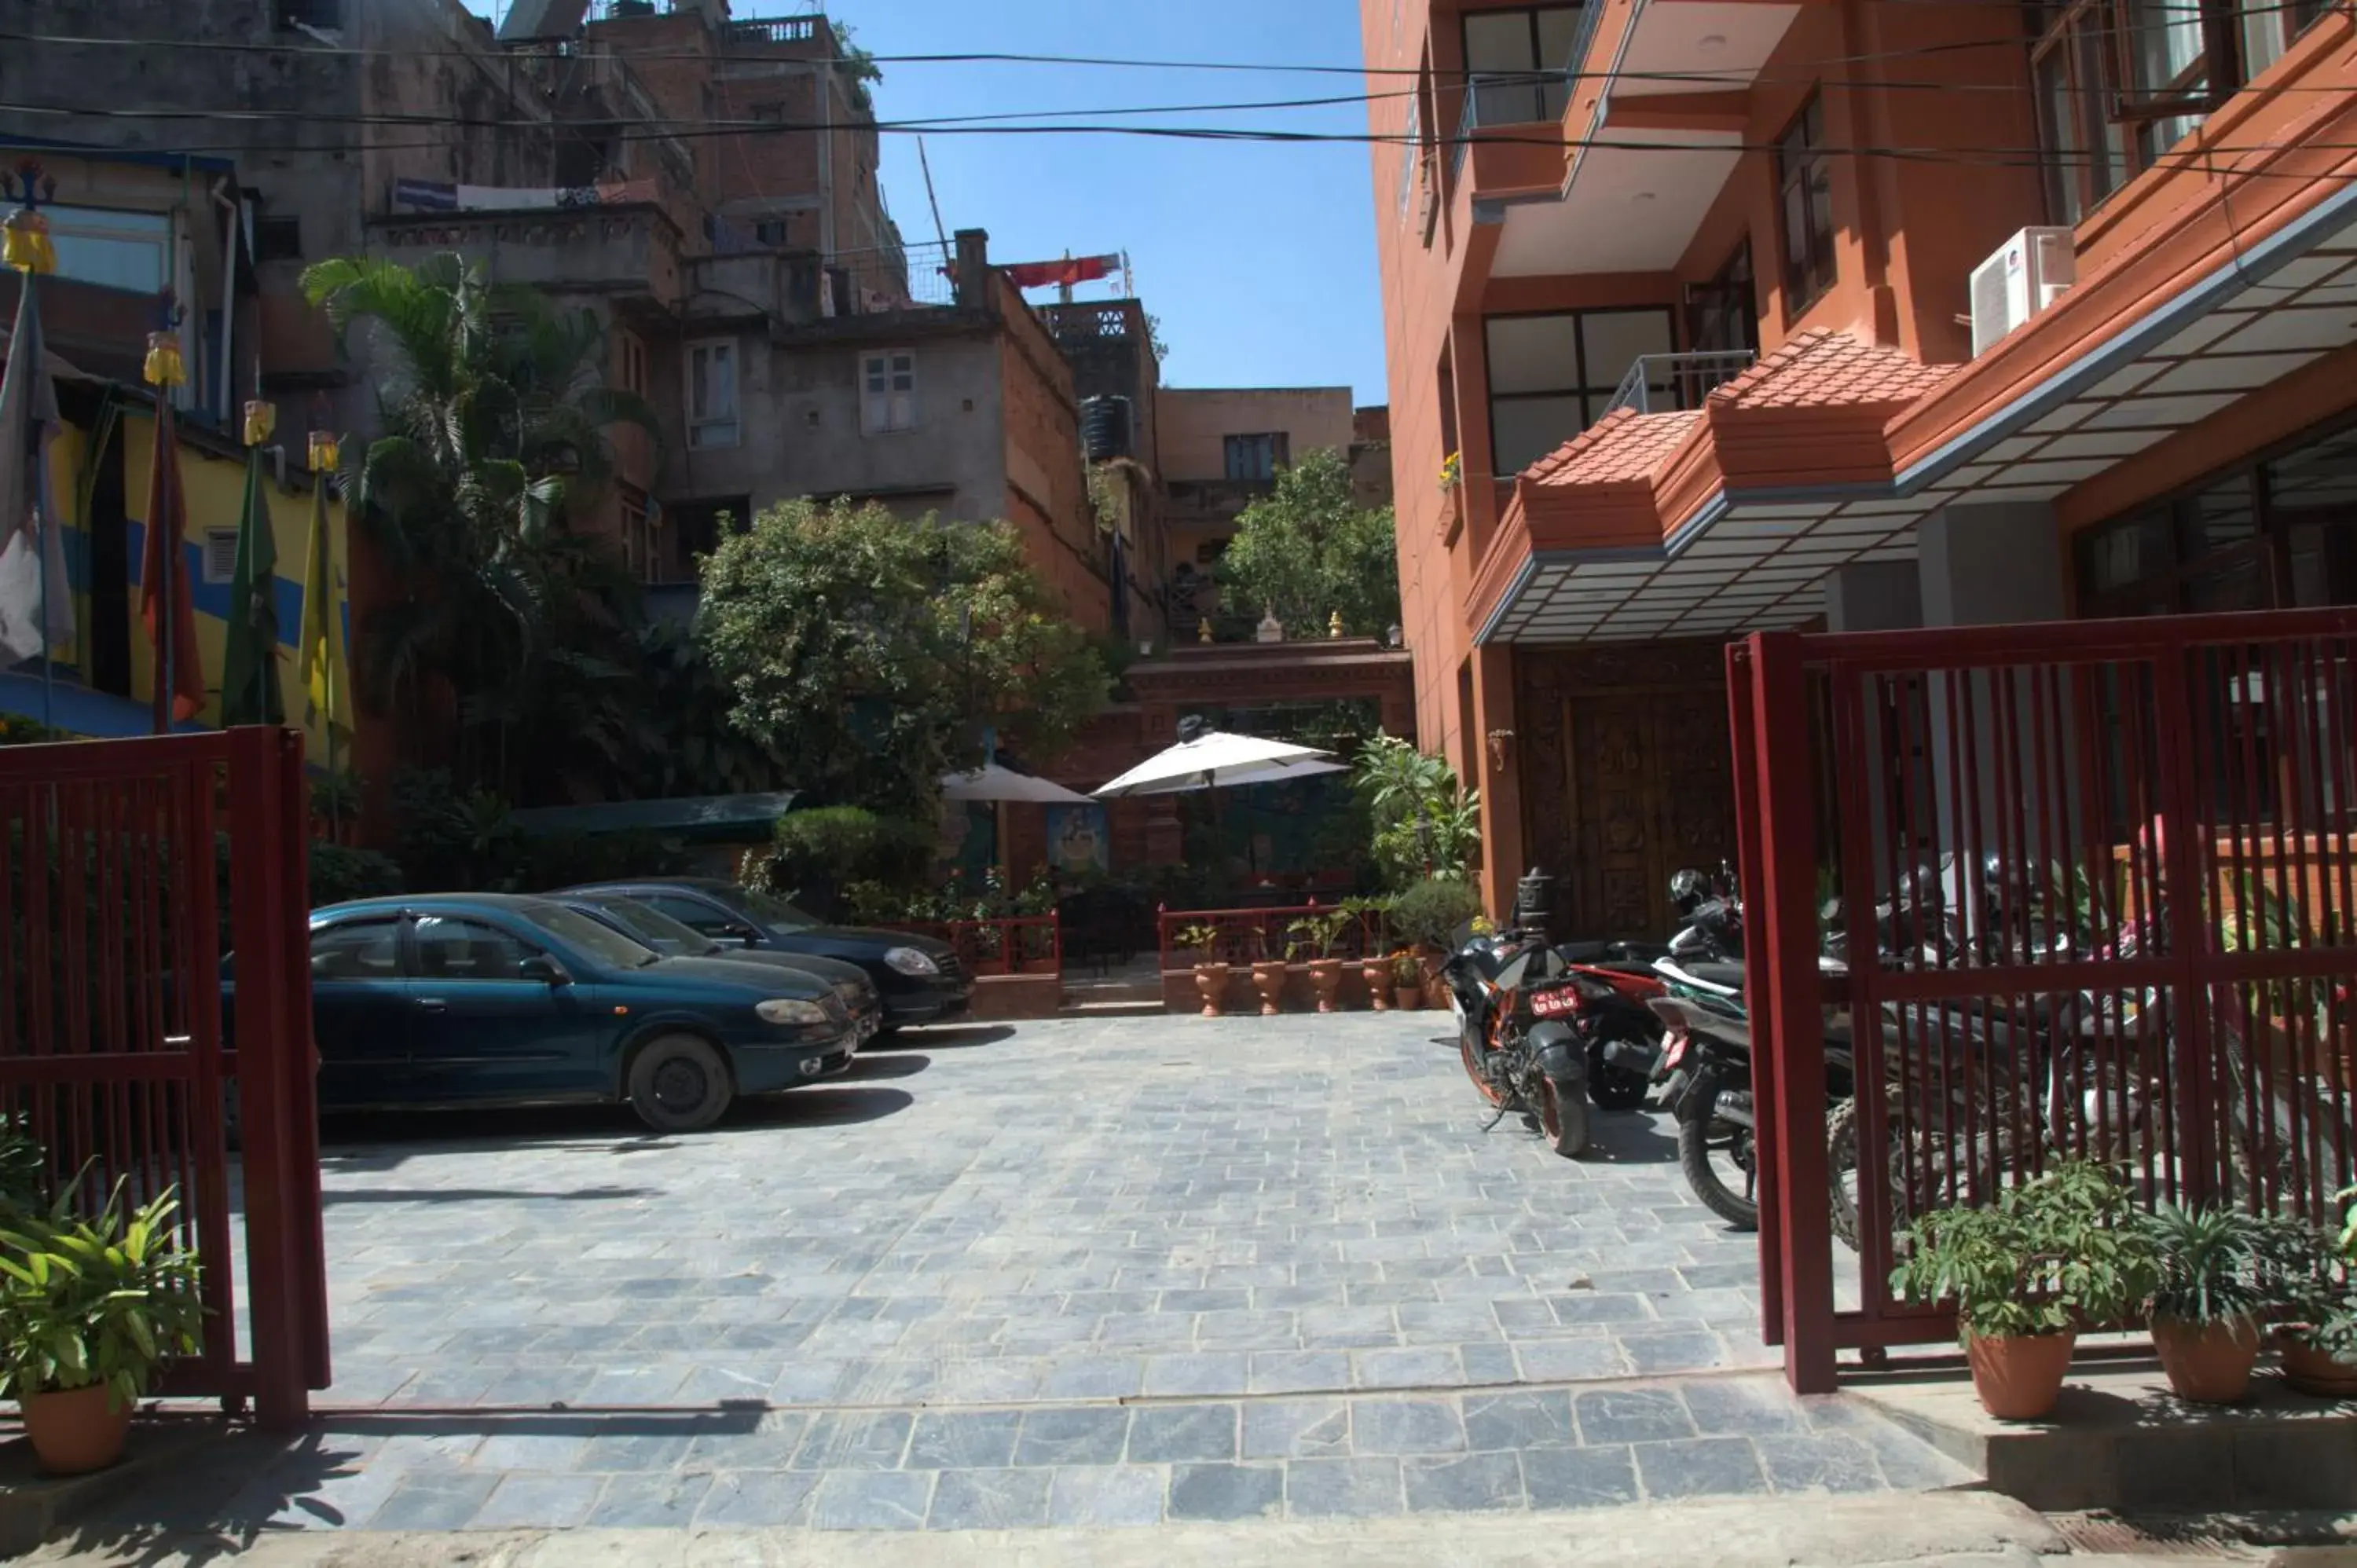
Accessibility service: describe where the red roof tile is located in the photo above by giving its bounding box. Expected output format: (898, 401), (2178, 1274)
(1709, 328), (1957, 410)
(1523, 407), (1703, 486)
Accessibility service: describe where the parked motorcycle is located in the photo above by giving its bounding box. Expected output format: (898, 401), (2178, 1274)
(1442, 925), (1593, 1158)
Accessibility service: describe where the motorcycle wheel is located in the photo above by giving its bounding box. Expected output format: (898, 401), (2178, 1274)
(1459, 1017), (1509, 1108)
(1827, 1095), (1864, 1254)
(1536, 1073), (1593, 1159)
(1678, 1083), (1759, 1231)
(1585, 1036), (1651, 1112)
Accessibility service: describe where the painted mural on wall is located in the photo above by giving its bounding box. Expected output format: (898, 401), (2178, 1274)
(1046, 804), (1109, 875)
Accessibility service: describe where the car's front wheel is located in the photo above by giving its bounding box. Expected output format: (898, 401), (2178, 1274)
(627, 1035), (735, 1132)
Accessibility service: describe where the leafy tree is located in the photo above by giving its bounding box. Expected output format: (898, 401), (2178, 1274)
(299, 252), (662, 802)
(1355, 733), (1480, 887)
(1219, 449), (1399, 637)
(631, 620), (788, 800)
(699, 499), (1109, 817)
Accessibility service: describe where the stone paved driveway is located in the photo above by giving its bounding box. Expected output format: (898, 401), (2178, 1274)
(143, 1014), (1966, 1533)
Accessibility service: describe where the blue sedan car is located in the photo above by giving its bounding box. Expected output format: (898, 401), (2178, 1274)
(299, 894), (862, 1132)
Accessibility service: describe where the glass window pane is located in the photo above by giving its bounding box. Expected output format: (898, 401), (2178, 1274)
(2265, 425), (2357, 509)
(1491, 394), (1585, 475)
(311, 919), (402, 980)
(1485, 313), (1582, 395)
(2077, 511), (2172, 595)
(2133, 0), (2206, 90)
(2243, 1), (2289, 75)
(1464, 11), (1538, 72)
(2036, 48), (2084, 224)
(412, 917), (535, 981)
(1578, 311), (1675, 397)
(2179, 478), (2258, 559)
(2184, 554), (2266, 612)
(2288, 522), (2334, 607)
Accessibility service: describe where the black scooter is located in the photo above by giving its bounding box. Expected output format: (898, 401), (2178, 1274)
(1442, 924), (1593, 1158)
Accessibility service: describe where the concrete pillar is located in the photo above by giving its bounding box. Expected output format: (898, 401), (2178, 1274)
(1822, 560), (1923, 632)
(1918, 500), (2067, 628)
(953, 228), (991, 311)
(1470, 644), (1523, 923)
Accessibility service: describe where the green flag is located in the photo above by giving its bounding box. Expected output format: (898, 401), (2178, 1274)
(218, 442), (284, 726)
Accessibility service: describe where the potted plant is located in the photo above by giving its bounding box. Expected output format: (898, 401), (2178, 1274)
(1342, 898), (1395, 1009)
(1176, 923), (1229, 1017)
(1387, 877), (1484, 1009)
(1389, 949), (1425, 1011)
(1288, 910), (1353, 1013)
(1892, 1160), (2153, 1422)
(2138, 1202), (2314, 1405)
(0, 1178), (203, 1475)
(2275, 1185), (2357, 1398)
(1248, 929), (1289, 1016)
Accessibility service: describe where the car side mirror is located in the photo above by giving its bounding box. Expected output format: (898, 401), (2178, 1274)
(721, 925), (761, 947)
(519, 954), (569, 986)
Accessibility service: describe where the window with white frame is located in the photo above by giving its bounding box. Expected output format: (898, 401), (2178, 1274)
(861, 350), (916, 434)
(45, 205), (171, 295)
(687, 340), (739, 449)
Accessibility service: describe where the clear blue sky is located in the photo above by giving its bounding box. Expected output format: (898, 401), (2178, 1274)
(757, 2), (1386, 404)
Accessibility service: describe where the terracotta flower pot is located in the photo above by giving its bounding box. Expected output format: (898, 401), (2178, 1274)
(2154, 1315), (2262, 1404)
(1362, 961), (1394, 1011)
(1966, 1330), (2077, 1421)
(1394, 982), (1424, 1010)
(20, 1385), (132, 1475)
(1250, 960), (1288, 1016)
(1306, 958), (1344, 1013)
(1193, 962), (1231, 1018)
(2276, 1328), (2357, 1398)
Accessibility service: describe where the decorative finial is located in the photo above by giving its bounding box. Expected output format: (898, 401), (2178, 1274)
(2, 159), (57, 275)
(143, 332), (185, 389)
(1197, 617), (1212, 644)
(1328, 610), (1343, 639)
(308, 430), (341, 473)
(244, 400), (277, 446)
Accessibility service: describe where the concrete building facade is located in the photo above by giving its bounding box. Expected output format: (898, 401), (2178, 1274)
(1363, 0), (2357, 934)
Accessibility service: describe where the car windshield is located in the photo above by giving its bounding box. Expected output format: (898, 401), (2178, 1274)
(728, 885), (820, 932)
(520, 903), (663, 969)
(585, 897), (713, 956)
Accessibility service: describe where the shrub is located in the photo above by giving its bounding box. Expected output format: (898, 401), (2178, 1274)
(761, 808), (936, 919)
(308, 842), (404, 909)
(1389, 877), (1486, 952)
(1891, 1160), (2154, 1342)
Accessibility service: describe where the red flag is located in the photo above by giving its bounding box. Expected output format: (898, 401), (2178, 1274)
(1003, 254), (1120, 291)
(139, 399), (206, 727)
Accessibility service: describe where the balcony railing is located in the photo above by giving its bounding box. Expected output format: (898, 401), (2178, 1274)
(1604, 350), (1758, 418)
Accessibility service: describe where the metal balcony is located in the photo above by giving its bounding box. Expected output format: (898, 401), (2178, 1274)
(1604, 350), (1758, 418)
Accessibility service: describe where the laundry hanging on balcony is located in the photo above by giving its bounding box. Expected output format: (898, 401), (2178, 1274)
(1003, 253), (1123, 292)
(390, 178), (658, 213)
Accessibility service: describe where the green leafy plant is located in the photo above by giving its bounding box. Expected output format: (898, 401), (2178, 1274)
(2339, 1185), (2356, 1262)
(1391, 947), (1424, 986)
(308, 841), (405, 909)
(2139, 1202), (2319, 1328)
(759, 807), (935, 921)
(1388, 877), (1486, 954)
(1287, 910), (1353, 961)
(1175, 924), (1223, 965)
(1891, 1160), (2156, 1342)
(1354, 735), (1480, 888)
(0, 1178), (203, 1409)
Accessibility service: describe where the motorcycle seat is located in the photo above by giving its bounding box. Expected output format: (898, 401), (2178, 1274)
(1680, 960), (1748, 994)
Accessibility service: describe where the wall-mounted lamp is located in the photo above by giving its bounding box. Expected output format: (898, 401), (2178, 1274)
(1486, 729), (1515, 772)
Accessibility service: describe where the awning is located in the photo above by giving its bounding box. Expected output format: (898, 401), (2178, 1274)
(507, 790), (800, 843)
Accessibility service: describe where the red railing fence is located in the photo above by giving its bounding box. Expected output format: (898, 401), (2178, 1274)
(1733, 611), (2357, 1394)
(878, 914), (1061, 976)
(0, 727), (327, 1426)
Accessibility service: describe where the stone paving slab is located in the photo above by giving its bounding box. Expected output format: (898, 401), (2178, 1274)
(308, 1015), (1778, 1412)
(144, 1016), (1967, 1537)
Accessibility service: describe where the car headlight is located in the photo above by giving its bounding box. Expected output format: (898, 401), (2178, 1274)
(883, 946), (940, 977)
(757, 998), (830, 1026)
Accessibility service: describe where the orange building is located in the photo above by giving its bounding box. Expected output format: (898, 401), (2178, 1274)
(1363, 0), (2357, 935)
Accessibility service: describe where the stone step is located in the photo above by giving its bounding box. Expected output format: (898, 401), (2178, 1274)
(1058, 998), (1168, 1018)
(1849, 1357), (2357, 1514)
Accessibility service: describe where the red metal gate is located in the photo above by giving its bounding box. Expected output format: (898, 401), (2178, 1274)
(1732, 612), (2357, 1394)
(0, 727), (328, 1426)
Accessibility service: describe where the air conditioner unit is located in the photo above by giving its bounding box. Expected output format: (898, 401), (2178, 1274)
(1969, 226), (2077, 358)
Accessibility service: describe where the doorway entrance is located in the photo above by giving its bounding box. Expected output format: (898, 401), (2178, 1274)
(1517, 640), (1739, 941)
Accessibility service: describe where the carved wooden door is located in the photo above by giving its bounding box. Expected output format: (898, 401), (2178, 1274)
(1519, 645), (1738, 943)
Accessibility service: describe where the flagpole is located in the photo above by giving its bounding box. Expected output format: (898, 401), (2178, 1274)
(158, 407), (173, 735)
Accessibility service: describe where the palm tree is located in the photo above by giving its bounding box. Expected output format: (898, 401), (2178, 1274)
(299, 253), (663, 800)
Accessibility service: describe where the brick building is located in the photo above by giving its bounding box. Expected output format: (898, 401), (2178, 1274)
(1364, 0), (2357, 933)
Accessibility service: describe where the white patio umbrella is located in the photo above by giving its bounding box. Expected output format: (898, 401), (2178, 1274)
(940, 761), (1094, 804)
(1094, 731), (1343, 798)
